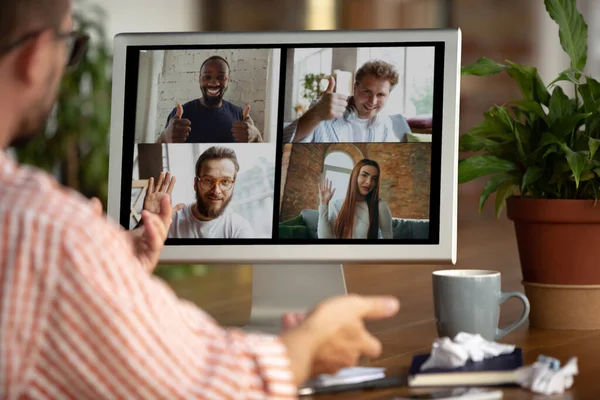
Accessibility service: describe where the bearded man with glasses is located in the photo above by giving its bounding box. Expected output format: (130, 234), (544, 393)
(0, 1), (401, 398)
(142, 146), (255, 238)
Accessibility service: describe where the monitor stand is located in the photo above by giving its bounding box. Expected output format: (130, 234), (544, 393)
(242, 263), (348, 334)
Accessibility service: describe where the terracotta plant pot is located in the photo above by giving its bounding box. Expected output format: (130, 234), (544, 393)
(506, 197), (600, 329)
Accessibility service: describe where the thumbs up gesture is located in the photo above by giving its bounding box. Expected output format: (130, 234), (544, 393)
(232, 104), (263, 143)
(158, 103), (191, 143)
(312, 76), (348, 121)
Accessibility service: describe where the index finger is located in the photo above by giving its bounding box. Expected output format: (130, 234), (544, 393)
(155, 172), (165, 192)
(147, 177), (154, 194)
(352, 295), (400, 320)
(166, 175), (176, 193)
(159, 172), (172, 192)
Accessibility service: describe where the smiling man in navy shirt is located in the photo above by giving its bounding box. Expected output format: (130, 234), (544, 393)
(157, 55), (263, 144)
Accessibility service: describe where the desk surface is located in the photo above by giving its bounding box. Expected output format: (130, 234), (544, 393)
(163, 191), (597, 399)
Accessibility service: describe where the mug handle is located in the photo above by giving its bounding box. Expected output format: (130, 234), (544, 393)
(495, 291), (530, 340)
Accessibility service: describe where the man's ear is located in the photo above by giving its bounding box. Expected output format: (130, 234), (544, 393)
(16, 30), (55, 86)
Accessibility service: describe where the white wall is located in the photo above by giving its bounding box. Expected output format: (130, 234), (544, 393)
(135, 51), (165, 143)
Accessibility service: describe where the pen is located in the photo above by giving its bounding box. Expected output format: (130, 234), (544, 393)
(298, 376), (405, 396)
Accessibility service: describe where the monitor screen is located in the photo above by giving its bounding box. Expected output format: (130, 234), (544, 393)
(107, 29), (461, 264)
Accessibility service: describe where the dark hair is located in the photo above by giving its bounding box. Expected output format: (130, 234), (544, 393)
(0, 0), (69, 49)
(355, 60), (399, 90)
(334, 159), (381, 239)
(195, 146), (240, 177)
(200, 55), (230, 75)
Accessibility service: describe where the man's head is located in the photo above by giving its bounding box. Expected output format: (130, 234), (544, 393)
(194, 146), (239, 220)
(352, 60), (399, 119)
(0, 0), (88, 148)
(199, 55), (230, 107)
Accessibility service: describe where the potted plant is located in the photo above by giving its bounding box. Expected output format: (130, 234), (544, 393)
(458, 0), (600, 329)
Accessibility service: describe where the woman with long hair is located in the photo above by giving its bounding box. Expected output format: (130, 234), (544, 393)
(317, 159), (393, 239)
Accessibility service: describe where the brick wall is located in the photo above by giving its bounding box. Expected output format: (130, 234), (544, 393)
(374, 143), (431, 218)
(279, 144), (327, 221)
(280, 144), (292, 210)
(279, 143), (431, 221)
(155, 49), (271, 136)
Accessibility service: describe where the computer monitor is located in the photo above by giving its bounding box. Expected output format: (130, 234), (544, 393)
(107, 29), (461, 332)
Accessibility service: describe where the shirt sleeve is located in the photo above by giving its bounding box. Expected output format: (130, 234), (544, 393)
(317, 201), (338, 239)
(282, 121), (298, 143)
(378, 200), (394, 239)
(283, 100), (322, 143)
(35, 216), (297, 399)
(283, 119), (317, 143)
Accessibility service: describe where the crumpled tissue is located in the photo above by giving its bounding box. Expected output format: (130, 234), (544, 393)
(419, 332), (578, 395)
(420, 332), (515, 370)
(515, 355), (579, 395)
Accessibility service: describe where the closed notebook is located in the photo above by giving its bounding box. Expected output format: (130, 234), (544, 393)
(407, 348), (523, 387)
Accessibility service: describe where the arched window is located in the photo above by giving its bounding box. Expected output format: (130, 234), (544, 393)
(323, 151), (354, 201)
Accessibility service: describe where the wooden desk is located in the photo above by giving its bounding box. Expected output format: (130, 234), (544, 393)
(162, 189), (597, 399)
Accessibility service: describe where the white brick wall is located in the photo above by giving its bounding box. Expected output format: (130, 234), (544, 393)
(155, 49), (273, 138)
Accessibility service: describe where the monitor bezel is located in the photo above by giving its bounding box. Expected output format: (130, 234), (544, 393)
(107, 29), (461, 264)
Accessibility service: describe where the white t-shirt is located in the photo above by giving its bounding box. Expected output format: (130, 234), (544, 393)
(168, 203), (254, 239)
(317, 198), (394, 239)
(349, 117), (370, 142)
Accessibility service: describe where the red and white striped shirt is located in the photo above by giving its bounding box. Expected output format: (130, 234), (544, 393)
(0, 151), (297, 399)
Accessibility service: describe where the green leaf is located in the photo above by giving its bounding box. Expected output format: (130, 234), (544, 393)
(579, 170), (595, 182)
(549, 67), (581, 85)
(485, 143), (522, 163)
(487, 105), (514, 126)
(510, 99), (550, 124)
(548, 86), (574, 122)
(505, 61), (550, 105)
(459, 133), (485, 152)
(549, 160), (570, 193)
(539, 131), (562, 147)
(466, 109), (514, 141)
(514, 123), (528, 160)
(550, 113), (591, 139)
(478, 174), (516, 213)
(543, 144), (559, 159)
(462, 57), (508, 76)
(495, 180), (517, 218)
(464, 121), (506, 141)
(589, 138), (600, 160)
(544, 0), (588, 72)
(522, 166), (545, 190)
(458, 155), (520, 184)
(578, 76), (600, 113)
(560, 144), (587, 188)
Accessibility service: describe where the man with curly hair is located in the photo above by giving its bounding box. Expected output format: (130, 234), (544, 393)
(284, 59), (411, 143)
